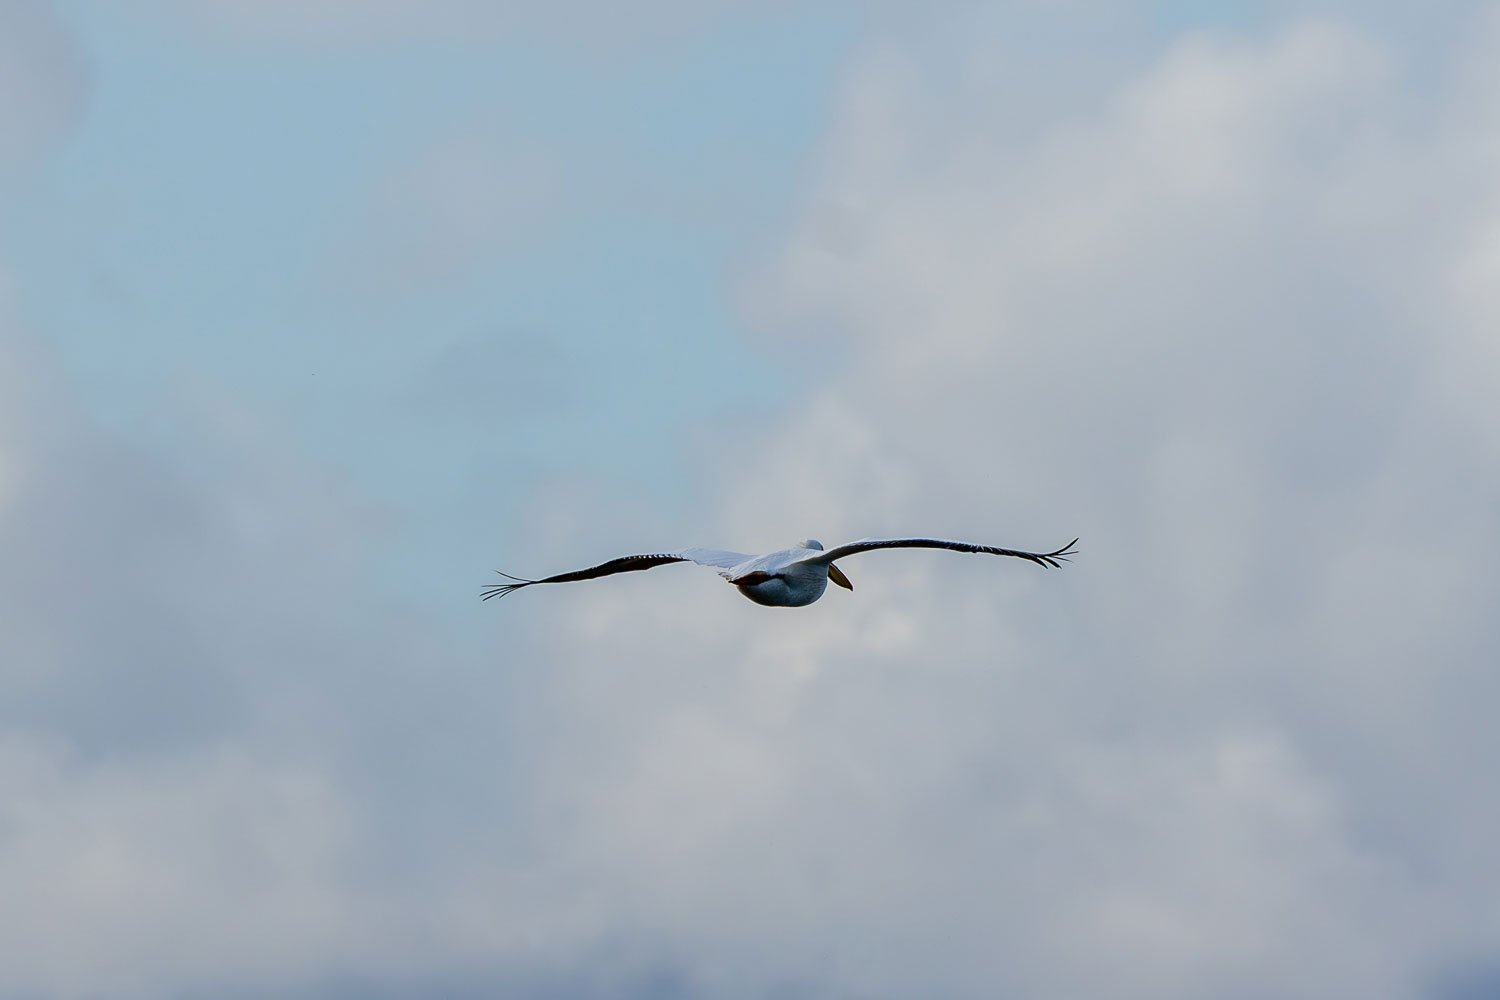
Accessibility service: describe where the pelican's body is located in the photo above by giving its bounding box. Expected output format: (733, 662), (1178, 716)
(483, 535), (1076, 608)
(721, 542), (837, 607)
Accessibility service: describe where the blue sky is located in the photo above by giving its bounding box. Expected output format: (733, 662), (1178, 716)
(3, 1), (1500, 997)
(9, 1), (864, 604)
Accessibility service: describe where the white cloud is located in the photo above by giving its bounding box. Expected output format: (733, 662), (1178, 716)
(497, 9), (1500, 998)
(0, 736), (369, 997)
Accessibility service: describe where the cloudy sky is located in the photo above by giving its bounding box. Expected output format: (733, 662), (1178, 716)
(3, 1), (1500, 997)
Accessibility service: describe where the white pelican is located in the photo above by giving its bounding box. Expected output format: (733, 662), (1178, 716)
(482, 536), (1077, 608)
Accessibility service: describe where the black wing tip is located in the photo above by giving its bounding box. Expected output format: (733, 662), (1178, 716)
(493, 570), (535, 583)
(1035, 537), (1080, 568)
(481, 570), (537, 601)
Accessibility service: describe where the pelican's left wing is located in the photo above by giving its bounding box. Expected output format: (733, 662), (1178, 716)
(481, 547), (752, 601)
(802, 536), (1078, 570)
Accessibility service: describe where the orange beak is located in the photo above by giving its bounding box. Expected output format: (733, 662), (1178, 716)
(828, 564), (854, 591)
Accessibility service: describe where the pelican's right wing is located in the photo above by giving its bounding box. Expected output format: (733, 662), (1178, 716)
(481, 547), (752, 601)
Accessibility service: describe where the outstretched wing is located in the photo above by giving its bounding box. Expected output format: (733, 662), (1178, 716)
(481, 548), (751, 601)
(803, 536), (1078, 570)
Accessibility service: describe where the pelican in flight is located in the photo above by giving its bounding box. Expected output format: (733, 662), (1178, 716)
(482, 536), (1078, 608)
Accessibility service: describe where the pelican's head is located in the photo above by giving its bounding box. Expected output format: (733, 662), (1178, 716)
(797, 539), (854, 592)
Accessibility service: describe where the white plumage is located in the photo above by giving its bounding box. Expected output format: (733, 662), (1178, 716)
(482, 535), (1077, 608)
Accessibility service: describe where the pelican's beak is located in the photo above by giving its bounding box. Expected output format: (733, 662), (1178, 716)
(828, 564), (854, 591)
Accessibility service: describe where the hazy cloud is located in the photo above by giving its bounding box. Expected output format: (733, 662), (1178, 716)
(137, 0), (801, 50)
(331, 135), (560, 297)
(0, 0), (88, 180)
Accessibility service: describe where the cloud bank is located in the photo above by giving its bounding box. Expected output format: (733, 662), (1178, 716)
(3, 4), (1499, 999)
